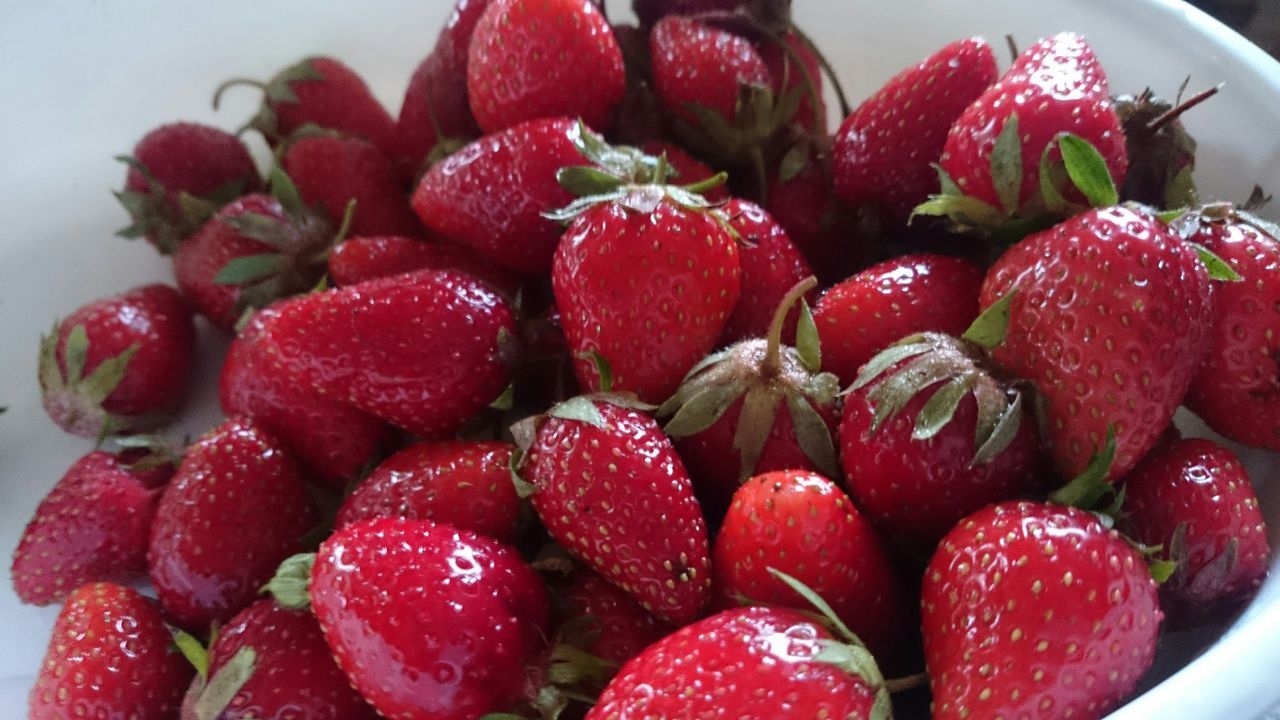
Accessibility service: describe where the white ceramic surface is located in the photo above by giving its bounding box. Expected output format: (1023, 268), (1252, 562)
(1, 0), (1279, 716)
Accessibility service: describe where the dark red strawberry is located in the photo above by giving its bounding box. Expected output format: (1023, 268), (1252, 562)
(649, 15), (770, 130)
(632, 0), (747, 27)
(1120, 437), (1270, 620)
(839, 332), (1043, 551)
(337, 440), (521, 542)
(39, 284), (195, 438)
(11, 450), (162, 605)
(718, 198), (814, 344)
(219, 302), (392, 489)
(29, 583), (192, 720)
(115, 122), (261, 254)
(517, 395), (712, 624)
(713, 470), (913, 670)
(557, 569), (671, 667)
(833, 38), (997, 223)
(179, 599), (377, 720)
(149, 418), (316, 629)
(979, 205), (1214, 481)
(922, 501), (1162, 720)
(642, 140), (729, 202)
(327, 234), (519, 296)
(309, 518), (549, 719)
(765, 148), (866, 283)
(468, 0), (626, 133)
(814, 253), (983, 385)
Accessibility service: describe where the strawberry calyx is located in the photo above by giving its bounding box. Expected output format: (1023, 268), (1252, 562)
(183, 638), (258, 720)
(213, 57), (326, 143)
(263, 552), (316, 611)
(38, 323), (162, 441)
(1115, 84), (1218, 210)
(114, 156), (250, 255)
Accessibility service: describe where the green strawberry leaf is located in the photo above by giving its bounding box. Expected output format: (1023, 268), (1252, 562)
(558, 166), (626, 197)
(795, 299), (821, 373)
(548, 397), (607, 428)
(1059, 133), (1119, 208)
(1049, 425), (1118, 509)
(962, 291), (1017, 350)
(263, 552), (315, 611)
(193, 646), (256, 720)
(1039, 143), (1070, 214)
(786, 394), (839, 478)
(63, 324), (90, 383)
(171, 629), (209, 679)
(1190, 242), (1243, 282)
(913, 375), (975, 441)
(990, 114), (1024, 214)
(79, 344), (138, 404)
(778, 143), (811, 184)
(1149, 558), (1178, 584)
(732, 388), (782, 481)
(214, 253), (287, 286)
(488, 383), (515, 411)
(268, 166), (306, 218)
(663, 383), (746, 438)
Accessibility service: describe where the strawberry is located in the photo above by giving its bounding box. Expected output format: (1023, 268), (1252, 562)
(11, 450), (162, 605)
(649, 15), (771, 136)
(839, 332), (1043, 551)
(765, 148), (866, 283)
(979, 205), (1215, 481)
(280, 133), (424, 238)
(713, 470), (913, 670)
(1120, 437), (1270, 620)
(1179, 205), (1280, 449)
(115, 122), (261, 254)
(337, 440), (521, 543)
(814, 253), (984, 385)
(632, 0), (748, 27)
(718, 198), (814, 344)
(467, 0), (626, 134)
(556, 569), (671, 667)
(219, 302), (392, 489)
(29, 583), (192, 720)
(257, 269), (515, 437)
(922, 501), (1162, 720)
(149, 418), (317, 629)
(179, 599), (377, 720)
(327, 234), (519, 296)
(516, 394), (712, 624)
(39, 283), (196, 438)
(307, 518), (549, 719)
(832, 38), (997, 223)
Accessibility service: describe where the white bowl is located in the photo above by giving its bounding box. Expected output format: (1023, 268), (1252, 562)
(1, 0), (1278, 716)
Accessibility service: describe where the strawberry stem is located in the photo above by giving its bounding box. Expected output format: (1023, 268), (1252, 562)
(683, 171), (729, 196)
(212, 78), (268, 111)
(787, 23), (851, 117)
(884, 672), (928, 693)
(1146, 85), (1220, 132)
(762, 276), (818, 376)
(1005, 34), (1019, 62)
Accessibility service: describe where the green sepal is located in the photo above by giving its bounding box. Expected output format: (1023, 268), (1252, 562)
(171, 628), (209, 679)
(63, 324), (90, 384)
(663, 383), (746, 438)
(1149, 559), (1178, 584)
(1058, 133), (1120, 208)
(489, 383), (515, 411)
(786, 394), (839, 477)
(990, 114), (1024, 215)
(1049, 425), (1118, 509)
(962, 291), (1016, 350)
(1190, 242), (1243, 282)
(913, 375), (975, 440)
(262, 552), (315, 610)
(507, 442), (538, 500)
(795, 299), (821, 372)
(193, 646), (256, 720)
(214, 253), (288, 286)
(732, 388), (783, 481)
(547, 397), (607, 429)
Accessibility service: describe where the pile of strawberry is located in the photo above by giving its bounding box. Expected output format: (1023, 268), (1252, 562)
(15, 0), (1280, 718)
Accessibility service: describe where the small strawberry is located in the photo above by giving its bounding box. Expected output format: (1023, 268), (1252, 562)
(149, 418), (317, 629)
(922, 501), (1162, 720)
(516, 392), (712, 624)
(11, 450), (163, 605)
(39, 283), (196, 438)
(765, 147), (866, 283)
(257, 269), (515, 438)
(115, 122), (261, 254)
(813, 253), (984, 385)
(1120, 437), (1270, 620)
(467, 0), (626, 134)
(29, 583), (192, 720)
(337, 440), (521, 543)
(556, 569), (671, 667)
(327, 234), (519, 296)
(718, 198), (815, 344)
(306, 518), (549, 719)
(979, 205), (1215, 481)
(219, 302), (393, 489)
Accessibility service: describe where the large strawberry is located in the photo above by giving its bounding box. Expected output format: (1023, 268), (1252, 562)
(718, 198), (814, 344)
(257, 269), (514, 437)
(922, 501), (1162, 720)
(149, 418), (316, 629)
(327, 234), (519, 296)
(467, 0), (626, 133)
(29, 583), (192, 720)
(979, 205), (1215, 481)
(39, 283), (195, 437)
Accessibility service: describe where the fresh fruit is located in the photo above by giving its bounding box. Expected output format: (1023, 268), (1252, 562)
(30, 583), (192, 720)
(814, 253), (984, 385)
(649, 16), (770, 131)
(12, 450), (161, 605)
(327, 234), (519, 296)
(517, 395), (712, 624)
(979, 205), (1215, 481)
(557, 569), (671, 667)
(257, 269), (515, 437)
(149, 418), (316, 629)
(922, 501), (1162, 720)
(467, 0), (626, 133)
(115, 122), (261, 254)
(337, 440), (521, 542)
(1120, 437), (1270, 619)
(309, 518), (549, 719)
(718, 198), (815, 344)
(839, 332), (1043, 550)
(39, 283), (196, 438)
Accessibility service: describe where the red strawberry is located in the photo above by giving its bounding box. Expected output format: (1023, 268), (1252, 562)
(219, 302), (392, 489)
(718, 198), (814, 344)
(39, 284), (196, 438)
(115, 122), (261, 253)
(1005, 32), (1109, 95)
(814, 253), (984, 385)
(1120, 437), (1270, 619)
(713, 470), (913, 670)
(309, 518), (549, 719)
(979, 205), (1214, 481)
(632, 0), (747, 27)
(29, 583), (192, 720)
(765, 149), (866, 283)
(258, 269), (514, 437)
(1180, 206), (1280, 449)
(833, 38), (997, 222)
(11, 450), (161, 605)
(922, 501), (1162, 720)
(517, 395), (712, 624)
(180, 599), (377, 720)
(327, 234), (519, 296)
(649, 15), (770, 130)
(280, 133), (424, 238)
(839, 332), (1043, 551)
(337, 440), (521, 543)
(467, 0), (626, 133)
(641, 140), (728, 202)
(557, 569), (671, 667)
(149, 418), (316, 629)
